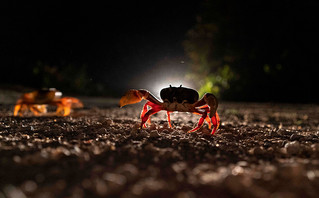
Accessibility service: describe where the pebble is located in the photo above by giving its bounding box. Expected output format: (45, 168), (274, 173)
(269, 131), (280, 137)
(102, 119), (113, 126)
(97, 128), (107, 134)
(3, 185), (27, 198)
(171, 162), (187, 173)
(304, 135), (316, 141)
(311, 143), (319, 152)
(149, 124), (157, 130)
(139, 130), (149, 138)
(179, 138), (189, 143)
(181, 125), (191, 132)
(150, 130), (160, 138)
(222, 133), (234, 139)
(161, 129), (169, 134)
(176, 191), (196, 198)
(290, 134), (303, 141)
(285, 141), (300, 155)
(21, 180), (37, 193)
(171, 131), (180, 136)
(252, 146), (265, 155)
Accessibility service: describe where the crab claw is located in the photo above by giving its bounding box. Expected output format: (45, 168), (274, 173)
(119, 89), (145, 107)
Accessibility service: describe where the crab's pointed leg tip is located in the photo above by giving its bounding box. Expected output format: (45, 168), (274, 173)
(211, 128), (218, 135)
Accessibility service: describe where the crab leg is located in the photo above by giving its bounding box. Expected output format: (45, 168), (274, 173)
(199, 105), (220, 134)
(13, 104), (22, 116)
(211, 112), (220, 135)
(194, 105), (212, 129)
(141, 108), (161, 128)
(29, 105), (47, 116)
(188, 109), (208, 133)
(140, 103), (162, 128)
(30, 106), (40, 116)
(55, 104), (71, 116)
(167, 111), (173, 128)
(54, 97), (83, 116)
(141, 101), (155, 127)
(194, 93), (218, 117)
(194, 93), (220, 134)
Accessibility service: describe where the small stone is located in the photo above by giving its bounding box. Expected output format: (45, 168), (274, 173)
(181, 125), (191, 132)
(149, 124), (157, 130)
(103, 172), (127, 185)
(311, 143), (319, 152)
(177, 191), (196, 198)
(285, 141), (300, 155)
(304, 135), (315, 141)
(139, 130), (149, 138)
(131, 128), (138, 136)
(223, 133), (234, 139)
(252, 146), (265, 155)
(95, 179), (108, 196)
(161, 129), (169, 134)
(97, 128), (107, 134)
(171, 162), (187, 173)
(267, 147), (274, 154)
(179, 138), (189, 143)
(237, 161), (248, 167)
(290, 134), (302, 141)
(21, 180), (37, 193)
(269, 131), (280, 137)
(171, 131), (180, 136)
(150, 130), (160, 138)
(281, 130), (293, 136)
(102, 119), (113, 126)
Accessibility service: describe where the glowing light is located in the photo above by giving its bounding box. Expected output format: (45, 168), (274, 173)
(129, 58), (195, 99)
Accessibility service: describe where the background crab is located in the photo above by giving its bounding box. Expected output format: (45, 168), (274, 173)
(14, 88), (83, 116)
(119, 85), (220, 134)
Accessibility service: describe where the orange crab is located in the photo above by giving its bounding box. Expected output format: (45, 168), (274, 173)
(119, 85), (220, 134)
(14, 88), (83, 116)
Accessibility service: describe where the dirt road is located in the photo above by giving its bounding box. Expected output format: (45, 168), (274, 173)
(1, 102), (319, 198)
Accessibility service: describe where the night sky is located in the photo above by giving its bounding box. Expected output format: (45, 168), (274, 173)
(1, 1), (201, 95)
(1, 1), (318, 102)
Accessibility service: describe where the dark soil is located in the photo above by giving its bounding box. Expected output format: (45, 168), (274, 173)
(1, 102), (319, 198)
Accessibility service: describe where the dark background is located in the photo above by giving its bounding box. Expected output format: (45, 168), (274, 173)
(1, 0), (318, 103)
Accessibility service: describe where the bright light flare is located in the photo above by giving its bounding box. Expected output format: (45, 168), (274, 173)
(151, 79), (195, 99)
(129, 58), (196, 99)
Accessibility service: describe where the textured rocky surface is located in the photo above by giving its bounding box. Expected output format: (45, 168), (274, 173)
(0, 102), (319, 198)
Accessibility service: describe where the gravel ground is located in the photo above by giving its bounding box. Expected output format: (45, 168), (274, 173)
(0, 101), (319, 198)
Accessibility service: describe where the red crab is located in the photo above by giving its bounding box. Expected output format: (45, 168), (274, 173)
(14, 88), (83, 116)
(119, 85), (220, 134)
